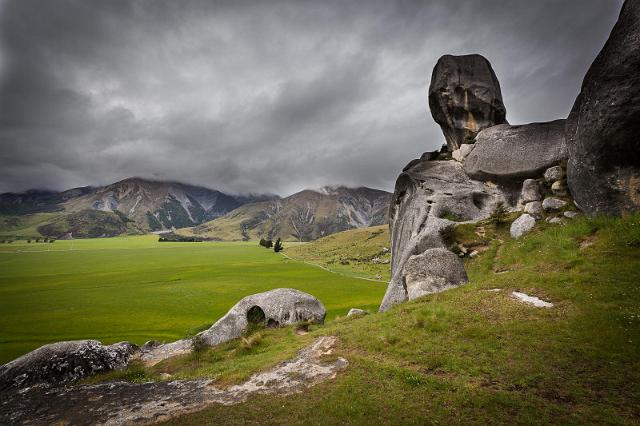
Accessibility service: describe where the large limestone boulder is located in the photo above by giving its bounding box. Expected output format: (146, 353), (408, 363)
(0, 340), (137, 391)
(464, 119), (568, 181)
(380, 159), (508, 311)
(566, 0), (640, 215)
(428, 54), (508, 151)
(197, 288), (326, 346)
(402, 248), (468, 300)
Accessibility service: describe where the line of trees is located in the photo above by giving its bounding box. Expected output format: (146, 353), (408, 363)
(259, 237), (283, 252)
(2, 238), (55, 243)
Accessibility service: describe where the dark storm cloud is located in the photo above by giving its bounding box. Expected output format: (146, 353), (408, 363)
(0, 0), (625, 195)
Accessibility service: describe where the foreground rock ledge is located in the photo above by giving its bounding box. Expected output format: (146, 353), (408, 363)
(0, 336), (347, 425)
(0, 340), (137, 392)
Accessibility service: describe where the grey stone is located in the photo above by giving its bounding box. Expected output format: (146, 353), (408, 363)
(524, 201), (543, 218)
(347, 308), (368, 317)
(544, 165), (564, 183)
(521, 179), (542, 203)
(402, 248), (468, 300)
(452, 149), (464, 162)
(551, 180), (568, 196)
(380, 160), (509, 312)
(198, 288), (326, 346)
(542, 197), (567, 211)
(567, 1), (640, 216)
(0, 340), (137, 391)
(548, 217), (566, 225)
(428, 54), (507, 151)
(564, 211), (579, 219)
(464, 119), (568, 181)
(510, 214), (536, 239)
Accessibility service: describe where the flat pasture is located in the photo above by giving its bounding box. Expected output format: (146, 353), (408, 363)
(0, 236), (385, 364)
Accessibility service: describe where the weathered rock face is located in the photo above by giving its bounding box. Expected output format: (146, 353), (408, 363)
(380, 159), (508, 311)
(566, 0), (640, 215)
(402, 248), (468, 300)
(464, 119), (568, 181)
(428, 54), (508, 151)
(198, 288), (326, 346)
(0, 340), (137, 391)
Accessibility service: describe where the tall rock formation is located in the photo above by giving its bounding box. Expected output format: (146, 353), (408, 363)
(382, 54), (571, 312)
(566, 0), (640, 215)
(428, 54), (508, 151)
(379, 160), (507, 311)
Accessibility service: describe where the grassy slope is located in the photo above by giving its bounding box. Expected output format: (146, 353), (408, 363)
(178, 202), (270, 241)
(168, 213), (640, 425)
(0, 236), (386, 364)
(0, 212), (63, 238)
(285, 225), (391, 281)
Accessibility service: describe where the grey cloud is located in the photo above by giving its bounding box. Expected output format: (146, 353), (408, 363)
(0, 0), (625, 195)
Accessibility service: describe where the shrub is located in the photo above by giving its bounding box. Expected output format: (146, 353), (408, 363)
(488, 202), (509, 226)
(273, 238), (283, 252)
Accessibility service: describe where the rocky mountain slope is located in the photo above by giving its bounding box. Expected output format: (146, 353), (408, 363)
(0, 178), (275, 238)
(182, 186), (391, 242)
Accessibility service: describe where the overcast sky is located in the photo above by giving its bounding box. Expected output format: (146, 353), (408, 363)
(0, 0), (624, 196)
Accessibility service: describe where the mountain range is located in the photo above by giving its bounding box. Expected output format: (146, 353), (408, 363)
(0, 178), (390, 240)
(183, 186), (391, 241)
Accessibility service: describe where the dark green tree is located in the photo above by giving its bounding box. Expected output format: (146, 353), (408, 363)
(273, 238), (283, 252)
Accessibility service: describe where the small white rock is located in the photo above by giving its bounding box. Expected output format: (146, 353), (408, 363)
(511, 291), (553, 308)
(524, 201), (543, 218)
(521, 179), (542, 203)
(347, 308), (368, 317)
(548, 217), (566, 225)
(544, 165), (563, 183)
(452, 149), (464, 162)
(551, 180), (568, 196)
(510, 214), (536, 239)
(564, 211), (579, 219)
(542, 197), (567, 211)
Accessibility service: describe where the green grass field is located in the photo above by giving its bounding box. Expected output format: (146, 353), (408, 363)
(0, 236), (386, 364)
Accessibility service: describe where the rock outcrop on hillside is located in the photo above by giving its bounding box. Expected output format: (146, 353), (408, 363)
(567, 0), (640, 215)
(379, 160), (508, 311)
(464, 120), (568, 181)
(428, 54), (508, 151)
(382, 55), (575, 312)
